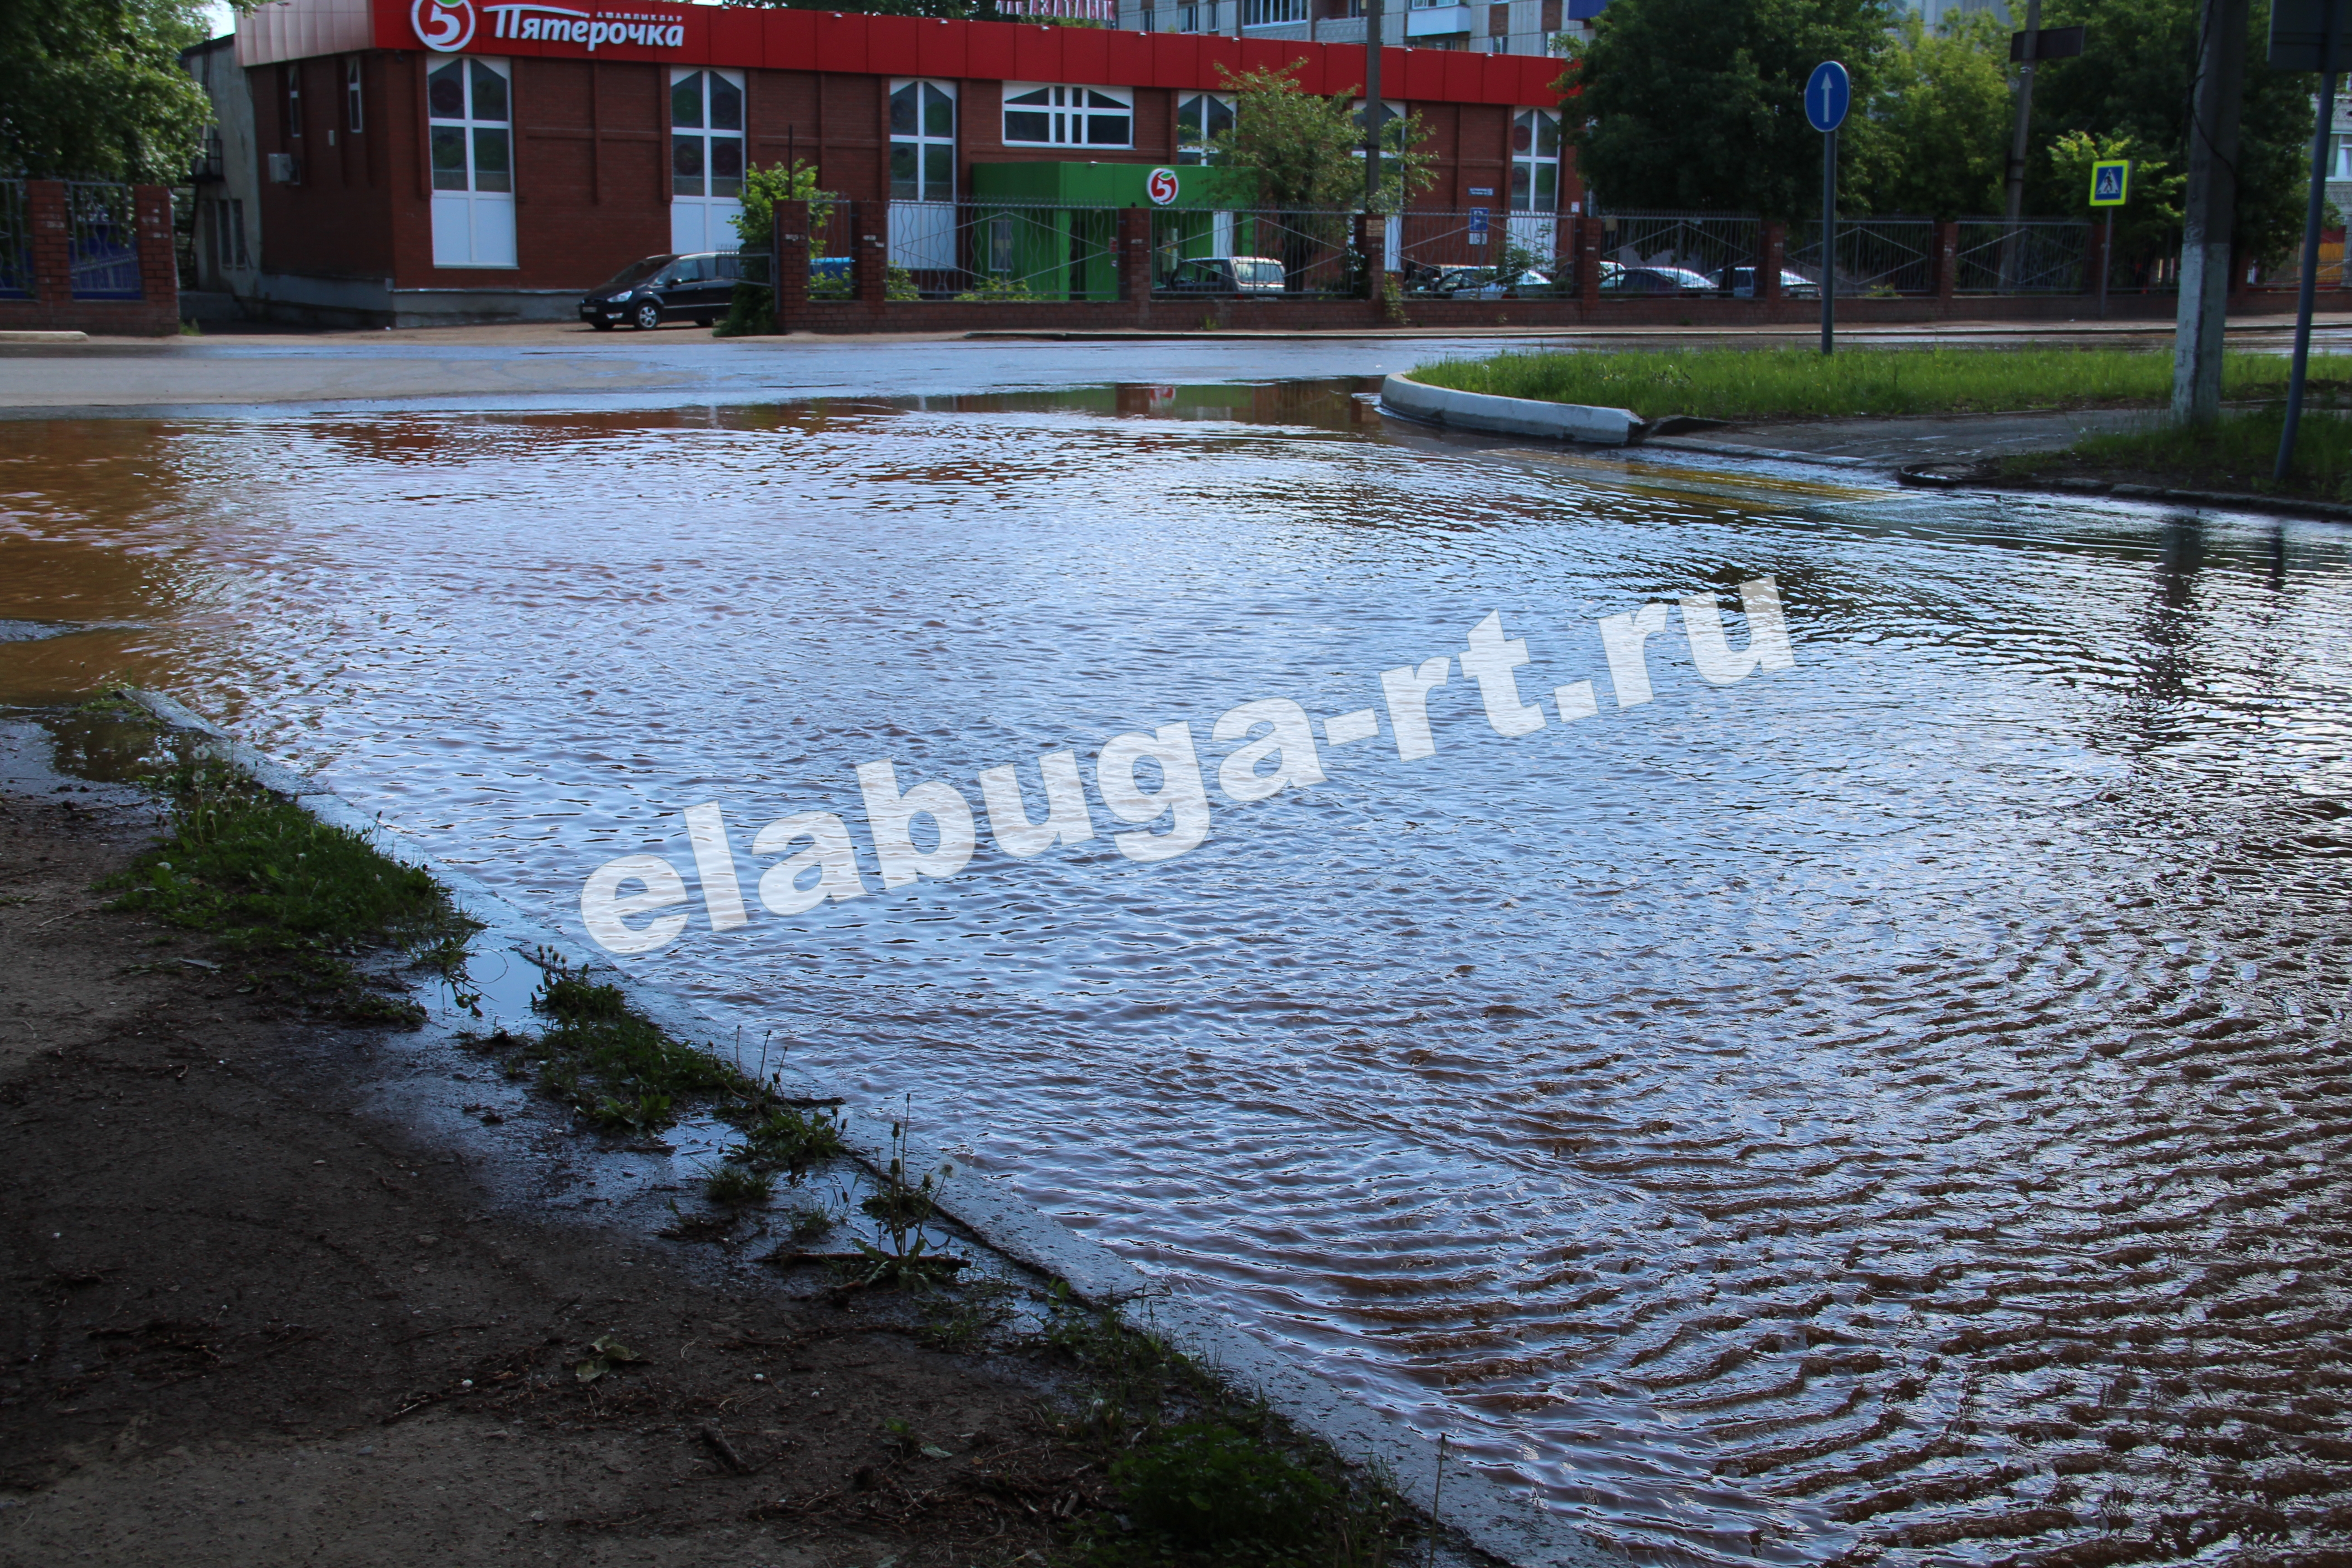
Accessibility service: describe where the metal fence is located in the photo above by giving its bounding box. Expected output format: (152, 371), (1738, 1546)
(0, 181), (29, 300)
(68, 182), (142, 300)
(1954, 219), (2087, 294)
(1591, 211), (1760, 294)
(1391, 208), (1570, 297)
(1788, 216), (1939, 295)
(1153, 207), (1366, 299)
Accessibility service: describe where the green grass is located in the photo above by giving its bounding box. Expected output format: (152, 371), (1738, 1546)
(526, 963), (746, 1133)
(2002, 405), (2352, 500)
(110, 761), (479, 1024)
(1408, 346), (2352, 422)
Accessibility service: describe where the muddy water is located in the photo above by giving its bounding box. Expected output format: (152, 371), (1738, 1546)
(5, 386), (2352, 1564)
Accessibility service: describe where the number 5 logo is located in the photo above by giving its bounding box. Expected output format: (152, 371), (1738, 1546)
(1147, 168), (1180, 206)
(412, 0), (476, 52)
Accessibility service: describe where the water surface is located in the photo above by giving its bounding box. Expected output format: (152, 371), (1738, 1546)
(5, 384), (2350, 1565)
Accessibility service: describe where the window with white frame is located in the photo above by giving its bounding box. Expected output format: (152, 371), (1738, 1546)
(1509, 107), (1560, 211)
(671, 67), (745, 253)
(1004, 84), (1132, 147)
(345, 59), (363, 133)
(1350, 99), (1405, 157)
(426, 56), (515, 266)
(1177, 92), (1234, 164)
(1240, 0), (1307, 22)
(890, 78), (956, 201)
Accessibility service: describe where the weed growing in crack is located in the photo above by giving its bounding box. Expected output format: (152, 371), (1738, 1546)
(703, 1161), (776, 1207)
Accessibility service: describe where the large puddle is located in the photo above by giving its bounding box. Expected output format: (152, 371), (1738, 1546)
(5, 382), (2352, 1564)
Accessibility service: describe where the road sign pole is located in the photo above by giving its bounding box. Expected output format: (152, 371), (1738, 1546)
(2099, 208), (2113, 318)
(1821, 127), (1837, 356)
(2278, 16), (2342, 478)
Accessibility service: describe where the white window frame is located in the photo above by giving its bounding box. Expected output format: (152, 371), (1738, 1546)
(426, 55), (516, 269)
(1240, 0), (1307, 22)
(890, 78), (958, 203)
(1350, 99), (1406, 159)
(1176, 91), (1234, 165)
(1003, 83), (1133, 149)
(345, 58), (363, 134)
(670, 67), (746, 254)
(1510, 106), (1561, 213)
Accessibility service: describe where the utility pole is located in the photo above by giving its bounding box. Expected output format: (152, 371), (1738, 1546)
(1999, 0), (2043, 290)
(1365, 0), (1384, 209)
(2272, 0), (2349, 476)
(2175, 0), (2254, 424)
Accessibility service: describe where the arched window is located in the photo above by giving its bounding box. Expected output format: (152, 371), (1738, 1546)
(671, 69), (745, 254)
(1510, 108), (1561, 212)
(427, 56), (515, 268)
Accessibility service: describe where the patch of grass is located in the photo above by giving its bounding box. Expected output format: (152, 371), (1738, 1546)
(917, 1276), (1018, 1353)
(1112, 1422), (1337, 1556)
(725, 1102), (845, 1179)
(783, 1202), (838, 1243)
(2000, 405), (2352, 500)
(108, 761), (480, 1024)
(703, 1161), (775, 1207)
(527, 961), (745, 1133)
(1407, 346), (2349, 423)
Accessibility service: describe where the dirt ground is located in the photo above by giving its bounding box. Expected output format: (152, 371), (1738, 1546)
(0, 778), (1106, 1568)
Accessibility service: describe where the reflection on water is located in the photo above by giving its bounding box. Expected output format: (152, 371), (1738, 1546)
(5, 385), (2352, 1565)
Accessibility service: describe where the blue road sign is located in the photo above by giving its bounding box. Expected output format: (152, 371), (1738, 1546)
(1805, 61), (1851, 133)
(2090, 159), (2129, 205)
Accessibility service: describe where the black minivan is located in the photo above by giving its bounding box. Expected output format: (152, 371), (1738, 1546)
(579, 252), (743, 330)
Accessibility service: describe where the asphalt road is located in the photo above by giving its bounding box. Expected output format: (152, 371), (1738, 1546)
(6, 314), (2352, 419)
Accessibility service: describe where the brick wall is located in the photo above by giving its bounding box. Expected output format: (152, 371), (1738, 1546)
(0, 181), (181, 337)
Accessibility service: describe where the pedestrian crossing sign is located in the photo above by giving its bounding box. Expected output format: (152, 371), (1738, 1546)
(2090, 160), (2130, 206)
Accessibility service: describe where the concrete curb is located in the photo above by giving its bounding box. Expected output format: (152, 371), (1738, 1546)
(114, 686), (1621, 1568)
(1894, 466), (2352, 522)
(0, 330), (89, 344)
(1379, 373), (1642, 445)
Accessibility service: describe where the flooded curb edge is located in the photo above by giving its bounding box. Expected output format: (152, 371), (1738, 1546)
(113, 683), (1625, 1568)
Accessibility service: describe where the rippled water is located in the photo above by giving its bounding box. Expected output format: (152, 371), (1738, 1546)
(6, 384), (2352, 1565)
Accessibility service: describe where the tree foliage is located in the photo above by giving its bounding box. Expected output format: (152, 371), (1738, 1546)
(2045, 128), (2185, 269)
(1562, 0), (1899, 219)
(731, 158), (837, 251)
(2029, 0), (2313, 260)
(0, 0), (216, 181)
(1211, 64), (1436, 211)
(1857, 12), (2011, 216)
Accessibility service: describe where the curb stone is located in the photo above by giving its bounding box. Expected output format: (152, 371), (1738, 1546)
(1379, 372), (1642, 446)
(113, 685), (1623, 1568)
(1893, 466), (2352, 522)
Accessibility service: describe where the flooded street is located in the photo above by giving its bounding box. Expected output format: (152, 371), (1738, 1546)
(5, 377), (2351, 1564)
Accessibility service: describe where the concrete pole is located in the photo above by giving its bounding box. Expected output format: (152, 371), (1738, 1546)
(1999, 0), (2043, 291)
(2174, 0), (2253, 424)
(1365, 0), (1384, 210)
(2275, 50), (2340, 479)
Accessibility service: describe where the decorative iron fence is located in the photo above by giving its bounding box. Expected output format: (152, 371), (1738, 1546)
(0, 181), (29, 300)
(1954, 219), (2087, 294)
(1788, 216), (1938, 295)
(1391, 208), (1570, 297)
(1152, 207), (1365, 299)
(67, 182), (142, 300)
(1592, 211), (1760, 294)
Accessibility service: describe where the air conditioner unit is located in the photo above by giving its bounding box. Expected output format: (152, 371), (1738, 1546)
(266, 153), (300, 183)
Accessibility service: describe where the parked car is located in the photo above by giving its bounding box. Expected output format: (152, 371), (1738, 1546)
(1598, 262), (1717, 296)
(1159, 256), (1286, 295)
(1714, 265), (1821, 300)
(579, 251), (743, 330)
(1421, 265), (1553, 299)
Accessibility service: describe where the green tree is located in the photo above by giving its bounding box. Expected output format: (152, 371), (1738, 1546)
(0, 0), (216, 182)
(730, 158), (837, 253)
(1858, 11), (2011, 216)
(2044, 128), (2184, 274)
(1561, 0), (1898, 218)
(2029, 0), (2313, 260)
(1211, 64), (1436, 211)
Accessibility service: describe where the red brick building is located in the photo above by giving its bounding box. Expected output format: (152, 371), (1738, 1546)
(211, 0), (1573, 323)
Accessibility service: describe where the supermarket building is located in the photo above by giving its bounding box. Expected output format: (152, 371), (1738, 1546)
(196, 0), (1575, 325)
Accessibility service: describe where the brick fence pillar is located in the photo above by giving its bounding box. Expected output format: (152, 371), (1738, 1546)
(852, 200), (888, 312)
(1119, 205), (1152, 326)
(26, 181), (70, 309)
(1578, 214), (1601, 308)
(135, 184), (178, 326)
(773, 199), (810, 333)
(1760, 220), (1785, 302)
(1934, 220), (1959, 301)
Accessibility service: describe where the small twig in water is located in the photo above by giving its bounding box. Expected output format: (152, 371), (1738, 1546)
(1426, 1433), (1448, 1568)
